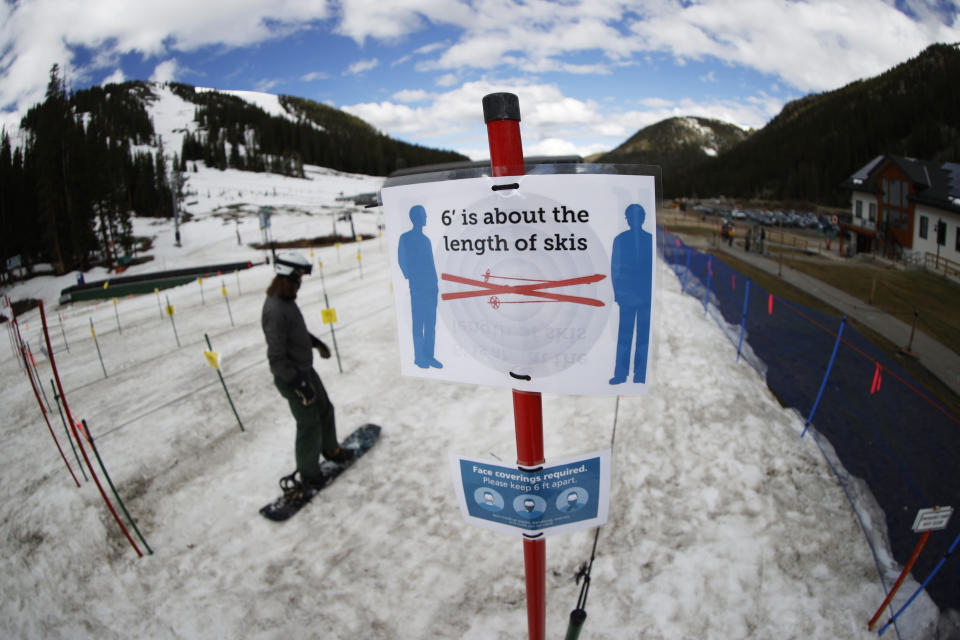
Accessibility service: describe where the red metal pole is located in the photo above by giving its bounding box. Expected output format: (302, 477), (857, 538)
(867, 530), (931, 630)
(37, 301), (143, 558)
(483, 92), (546, 640)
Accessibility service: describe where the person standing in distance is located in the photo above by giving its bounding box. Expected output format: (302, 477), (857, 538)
(398, 204), (443, 369)
(262, 252), (352, 496)
(609, 204), (653, 385)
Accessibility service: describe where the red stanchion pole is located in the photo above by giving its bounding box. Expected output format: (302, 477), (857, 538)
(483, 91), (546, 640)
(19, 343), (81, 487)
(867, 530), (931, 630)
(37, 301), (143, 558)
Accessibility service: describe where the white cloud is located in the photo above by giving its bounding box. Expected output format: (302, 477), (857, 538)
(2, 0), (958, 155)
(300, 71), (329, 82)
(332, 0), (960, 93)
(392, 89), (431, 103)
(150, 59), (179, 83)
(435, 73), (459, 87)
(628, 0), (960, 92)
(342, 75), (784, 160)
(101, 69), (126, 86)
(344, 58), (379, 75)
(0, 0), (333, 129)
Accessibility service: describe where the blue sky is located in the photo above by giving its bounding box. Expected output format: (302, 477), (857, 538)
(2, 0), (959, 160)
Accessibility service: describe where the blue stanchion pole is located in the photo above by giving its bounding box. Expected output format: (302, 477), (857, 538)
(877, 531), (960, 636)
(703, 256), (713, 315)
(802, 316), (846, 438)
(737, 280), (751, 363)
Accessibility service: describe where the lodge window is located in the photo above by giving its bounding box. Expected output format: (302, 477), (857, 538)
(919, 216), (929, 239)
(855, 201), (863, 219)
(885, 179), (900, 205)
(869, 203), (877, 222)
(886, 209), (908, 230)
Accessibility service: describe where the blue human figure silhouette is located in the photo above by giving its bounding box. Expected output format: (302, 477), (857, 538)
(610, 204), (653, 384)
(398, 205), (443, 369)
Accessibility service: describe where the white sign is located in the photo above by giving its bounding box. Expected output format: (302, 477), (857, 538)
(382, 172), (657, 395)
(450, 450), (611, 538)
(912, 506), (953, 532)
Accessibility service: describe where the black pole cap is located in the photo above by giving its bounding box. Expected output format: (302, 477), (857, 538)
(482, 92), (521, 123)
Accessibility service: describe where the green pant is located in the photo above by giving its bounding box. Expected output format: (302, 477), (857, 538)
(274, 369), (338, 483)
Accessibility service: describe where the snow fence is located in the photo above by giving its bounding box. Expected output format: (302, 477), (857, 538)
(658, 228), (960, 635)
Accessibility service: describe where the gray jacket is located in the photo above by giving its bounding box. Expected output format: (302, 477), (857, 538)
(261, 293), (313, 384)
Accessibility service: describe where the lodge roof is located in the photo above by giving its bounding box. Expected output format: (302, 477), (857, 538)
(842, 154), (960, 215)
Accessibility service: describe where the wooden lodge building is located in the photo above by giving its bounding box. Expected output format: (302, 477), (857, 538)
(842, 154), (960, 279)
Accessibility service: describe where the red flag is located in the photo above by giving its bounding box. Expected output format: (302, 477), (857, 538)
(870, 363), (883, 394)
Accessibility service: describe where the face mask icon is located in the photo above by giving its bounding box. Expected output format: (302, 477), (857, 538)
(484, 492), (495, 506)
(524, 499), (535, 512)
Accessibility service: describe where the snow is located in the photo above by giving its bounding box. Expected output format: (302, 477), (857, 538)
(0, 172), (945, 635)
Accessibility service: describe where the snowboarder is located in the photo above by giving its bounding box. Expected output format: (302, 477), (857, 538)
(261, 251), (352, 498)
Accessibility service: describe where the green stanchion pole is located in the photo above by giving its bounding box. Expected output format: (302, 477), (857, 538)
(221, 281), (235, 327)
(204, 334), (245, 432)
(564, 609), (587, 640)
(89, 318), (108, 378)
(165, 296), (181, 348)
(318, 263), (343, 373)
(82, 420), (153, 555)
(59, 312), (69, 352)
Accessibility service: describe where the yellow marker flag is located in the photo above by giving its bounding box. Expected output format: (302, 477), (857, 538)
(103, 281), (109, 290)
(335, 242), (341, 248)
(198, 276), (203, 285)
(321, 308), (338, 324)
(154, 288), (159, 294)
(90, 326), (96, 338)
(203, 349), (220, 370)
(317, 260), (323, 270)
(356, 252), (362, 261)
(166, 304), (174, 316)
(221, 285), (228, 297)
(113, 298), (118, 306)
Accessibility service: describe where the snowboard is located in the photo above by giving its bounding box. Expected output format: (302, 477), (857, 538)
(259, 423), (381, 522)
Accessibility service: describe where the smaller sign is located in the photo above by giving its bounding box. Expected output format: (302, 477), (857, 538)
(912, 506), (953, 532)
(450, 450), (610, 538)
(5, 254), (21, 270)
(322, 308), (338, 324)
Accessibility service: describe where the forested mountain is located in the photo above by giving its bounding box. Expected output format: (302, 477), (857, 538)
(0, 74), (467, 276)
(170, 85), (466, 177)
(666, 43), (960, 204)
(596, 116), (749, 177)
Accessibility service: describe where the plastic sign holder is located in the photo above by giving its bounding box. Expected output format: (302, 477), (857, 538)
(381, 92), (660, 640)
(911, 506), (953, 532)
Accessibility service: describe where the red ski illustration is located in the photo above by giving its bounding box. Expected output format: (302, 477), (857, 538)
(441, 272), (606, 308)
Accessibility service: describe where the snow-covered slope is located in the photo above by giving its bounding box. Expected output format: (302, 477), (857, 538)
(0, 166), (940, 639)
